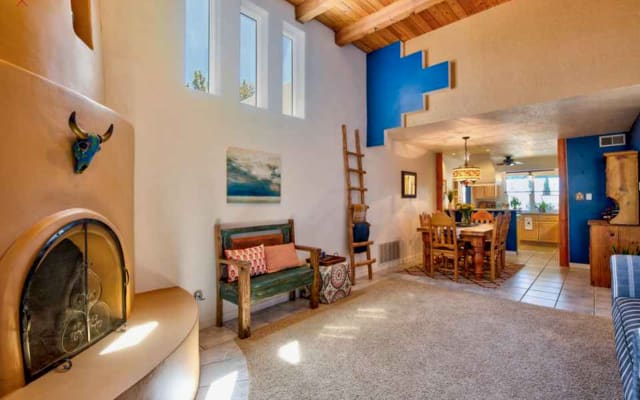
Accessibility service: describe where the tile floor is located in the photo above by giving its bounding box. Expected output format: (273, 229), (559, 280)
(196, 245), (612, 400)
(399, 244), (611, 318)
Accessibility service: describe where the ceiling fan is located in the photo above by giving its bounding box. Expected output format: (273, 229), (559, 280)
(496, 155), (523, 166)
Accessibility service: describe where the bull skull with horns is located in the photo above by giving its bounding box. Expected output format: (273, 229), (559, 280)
(68, 111), (114, 173)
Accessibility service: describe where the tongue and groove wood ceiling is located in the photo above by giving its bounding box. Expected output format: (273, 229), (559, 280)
(286, 0), (511, 53)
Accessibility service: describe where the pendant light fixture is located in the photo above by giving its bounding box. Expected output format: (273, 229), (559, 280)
(452, 136), (481, 185)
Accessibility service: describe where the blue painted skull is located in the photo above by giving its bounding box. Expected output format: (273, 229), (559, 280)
(68, 111), (114, 174)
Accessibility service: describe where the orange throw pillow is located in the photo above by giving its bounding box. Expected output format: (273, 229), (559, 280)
(264, 243), (302, 273)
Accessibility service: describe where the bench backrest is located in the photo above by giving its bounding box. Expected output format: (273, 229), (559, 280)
(215, 220), (296, 280)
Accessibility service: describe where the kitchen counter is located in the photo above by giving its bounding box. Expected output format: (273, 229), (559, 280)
(518, 211), (559, 215)
(471, 209), (559, 215)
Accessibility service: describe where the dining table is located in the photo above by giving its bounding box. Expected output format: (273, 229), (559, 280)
(416, 223), (494, 280)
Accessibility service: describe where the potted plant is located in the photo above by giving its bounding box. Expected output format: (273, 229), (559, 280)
(612, 245), (640, 255)
(537, 201), (551, 213)
(510, 197), (521, 210)
(456, 203), (474, 225)
(447, 190), (455, 210)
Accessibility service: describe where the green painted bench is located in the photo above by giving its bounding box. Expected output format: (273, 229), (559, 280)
(215, 220), (320, 339)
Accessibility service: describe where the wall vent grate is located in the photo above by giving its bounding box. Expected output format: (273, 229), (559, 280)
(599, 134), (626, 148)
(379, 240), (400, 264)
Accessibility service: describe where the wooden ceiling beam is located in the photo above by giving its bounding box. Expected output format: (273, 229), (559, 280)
(296, 0), (339, 23)
(336, 0), (444, 46)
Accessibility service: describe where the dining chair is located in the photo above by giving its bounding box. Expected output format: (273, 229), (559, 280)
(497, 212), (512, 273)
(471, 209), (494, 224)
(429, 212), (464, 281)
(483, 213), (504, 282)
(419, 212), (431, 227)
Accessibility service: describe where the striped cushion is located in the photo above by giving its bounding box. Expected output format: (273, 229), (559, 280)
(613, 297), (640, 400)
(612, 255), (640, 300)
(633, 328), (640, 400)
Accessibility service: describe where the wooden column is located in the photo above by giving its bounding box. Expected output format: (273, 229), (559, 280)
(558, 138), (570, 267)
(436, 152), (443, 211)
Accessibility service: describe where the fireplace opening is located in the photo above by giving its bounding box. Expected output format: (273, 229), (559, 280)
(20, 219), (127, 382)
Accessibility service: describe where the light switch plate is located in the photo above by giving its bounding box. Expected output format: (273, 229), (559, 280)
(586, 193), (592, 200)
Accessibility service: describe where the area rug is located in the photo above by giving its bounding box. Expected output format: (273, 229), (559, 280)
(238, 277), (620, 400)
(404, 262), (525, 288)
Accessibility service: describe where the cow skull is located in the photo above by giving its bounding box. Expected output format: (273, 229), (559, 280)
(68, 111), (114, 173)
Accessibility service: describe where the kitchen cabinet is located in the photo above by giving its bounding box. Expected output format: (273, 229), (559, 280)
(517, 214), (559, 244)
(589, 220), (640, 287)
(471, 185), (496, 200)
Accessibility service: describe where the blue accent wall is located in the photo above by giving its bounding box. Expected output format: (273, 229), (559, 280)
(629, 113), (640, 150)
(566, 134), (628, 264)
(366, 42), (450, 147)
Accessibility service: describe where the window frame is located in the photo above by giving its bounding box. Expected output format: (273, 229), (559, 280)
(282, 21), (306, 118)
(184, 0), (219, 95)
(240, 0), (268, 108)
(281, 34), (294, 116)
(505, 171), (559, 212)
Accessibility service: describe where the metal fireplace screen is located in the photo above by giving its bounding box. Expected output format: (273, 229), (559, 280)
(20, 219), (127, 382)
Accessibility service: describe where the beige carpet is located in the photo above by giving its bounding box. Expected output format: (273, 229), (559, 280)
(238, 277), (621, 400)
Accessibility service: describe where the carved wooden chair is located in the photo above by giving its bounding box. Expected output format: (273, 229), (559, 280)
(497, 212), (512, 273)
(429, 212), (463, 281)
(483, 213), (504, 282)
(471, 210), (494, 224)
(419, 212), (431, 227)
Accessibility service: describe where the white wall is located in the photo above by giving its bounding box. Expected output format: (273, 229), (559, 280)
(100, 0), (434, 327)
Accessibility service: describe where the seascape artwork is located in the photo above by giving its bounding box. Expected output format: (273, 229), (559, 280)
(226, 147), (281, 203)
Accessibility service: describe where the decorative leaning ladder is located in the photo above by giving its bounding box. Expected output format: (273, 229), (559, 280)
(342, 124), (376, 285)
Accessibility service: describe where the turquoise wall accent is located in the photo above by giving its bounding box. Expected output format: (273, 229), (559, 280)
(366, 41), (451, 147)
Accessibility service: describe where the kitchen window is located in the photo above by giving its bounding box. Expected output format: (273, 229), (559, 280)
(506, 171), (559, 212)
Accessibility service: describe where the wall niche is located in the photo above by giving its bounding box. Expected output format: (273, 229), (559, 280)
(71, 0), (93, 49)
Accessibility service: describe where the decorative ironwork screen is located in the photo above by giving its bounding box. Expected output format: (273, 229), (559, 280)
(20, 219), (127, 382)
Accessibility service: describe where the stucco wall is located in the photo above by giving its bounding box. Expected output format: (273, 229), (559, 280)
(0, 0), (104, 102)
(100, 0), (434, 327)
(403, 0), (640, 128)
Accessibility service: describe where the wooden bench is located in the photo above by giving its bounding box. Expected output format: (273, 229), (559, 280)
(214, 220), (320, 339)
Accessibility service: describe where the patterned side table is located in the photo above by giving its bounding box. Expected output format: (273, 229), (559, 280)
(319, 262), (352, 304)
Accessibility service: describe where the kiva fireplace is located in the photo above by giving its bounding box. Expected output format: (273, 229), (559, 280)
(0, 209), (134, 395)
(20, 218), (128, 382)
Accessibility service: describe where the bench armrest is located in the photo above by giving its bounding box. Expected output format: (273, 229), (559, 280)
(217, 258), (251, 271)
(294, 244), (321, 254)
(611, 255), (640, 299)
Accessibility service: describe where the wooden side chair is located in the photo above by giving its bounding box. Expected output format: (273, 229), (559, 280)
(429, 212), (463, 281)
(471, 209), (494, 224)
(419, 212), (430, 227)
(483, 213), (504, 282)
(498, 212), (512, 273)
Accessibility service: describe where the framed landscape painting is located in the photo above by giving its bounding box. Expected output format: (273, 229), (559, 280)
(227, 147), (281, 203)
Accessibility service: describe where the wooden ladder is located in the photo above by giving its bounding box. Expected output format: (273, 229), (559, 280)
(342, 124), (376, 285)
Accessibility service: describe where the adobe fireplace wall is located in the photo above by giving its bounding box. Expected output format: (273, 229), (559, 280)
(0, 0), (134, 395)
(0, 60), (134, 276)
